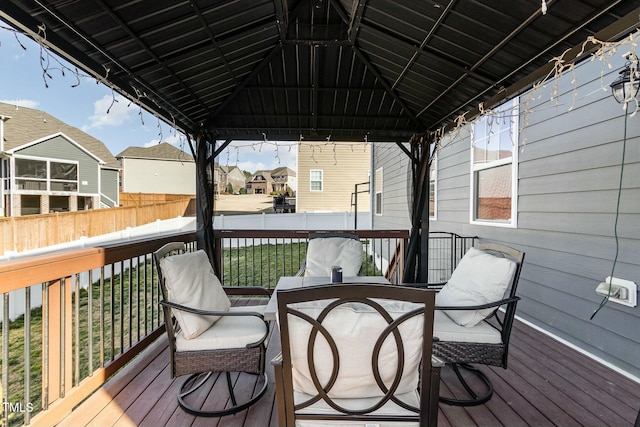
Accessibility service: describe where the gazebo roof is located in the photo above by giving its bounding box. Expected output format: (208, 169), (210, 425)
(2, 1), (638, 143)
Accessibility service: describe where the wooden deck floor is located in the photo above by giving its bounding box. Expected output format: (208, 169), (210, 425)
(57, 308), (640, 427)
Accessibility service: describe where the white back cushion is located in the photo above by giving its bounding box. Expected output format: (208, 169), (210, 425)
(159, 250), (231, 339)
(436, 247), (516, 327)
(304, 237), (363, 277)
(286, 299), (424, 399)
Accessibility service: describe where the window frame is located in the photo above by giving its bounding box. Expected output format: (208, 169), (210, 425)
(13, 155), (80, 193)
(309, 169), (323, 192)
(469, 98), (519, 228)
(375, 167), (383, 216)
(429, 154), (437, 220)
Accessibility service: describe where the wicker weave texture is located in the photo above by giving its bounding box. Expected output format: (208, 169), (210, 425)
(434, 342), (504, 367)
(174, 346), (265, 377)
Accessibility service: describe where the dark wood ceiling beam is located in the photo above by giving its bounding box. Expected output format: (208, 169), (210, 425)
(348, 0), (367, 44)
(311, 45), (319, 132)
(207, 44), (284, 127)
(190, 2), (238, 84)
(361, 22), (497, 86)
(215, 113), (408, 121)
(439, 5), (640, 133)
(94, 0), (211, 118)
(273, 0), (288, 41)
(391, 0), (457, 90)
(416, 0), (557, 118)
(352, 45), (423, 129)
(282, 38), (351, 46)
(329, 0), (350, 26)
(206, 130), (409, 142)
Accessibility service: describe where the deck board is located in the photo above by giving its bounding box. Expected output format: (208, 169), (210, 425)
(57, 305), (640, 427)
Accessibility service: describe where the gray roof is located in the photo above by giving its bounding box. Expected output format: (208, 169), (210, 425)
(2, 1), (636, 143)
(0, 102), (119, 169)
(116, 142), (194, 162)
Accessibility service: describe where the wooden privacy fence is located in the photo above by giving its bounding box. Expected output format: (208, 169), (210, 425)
(0, 199), (195, 255)
(118, 192), (195, 208)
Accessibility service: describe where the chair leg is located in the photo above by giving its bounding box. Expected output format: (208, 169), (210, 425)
(177, 371), (269, 417)
(439, 363), (493, 407)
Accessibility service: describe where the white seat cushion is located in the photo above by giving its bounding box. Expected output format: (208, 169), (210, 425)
(433, 311), (501, 344)
(304, 237), (363, 277)
(286, 299), (423, 399)
(159, 250), (231, 339)
(176, 306), (267, 351)
(294, 389), (420, 427)
(436, 247), (516, 327)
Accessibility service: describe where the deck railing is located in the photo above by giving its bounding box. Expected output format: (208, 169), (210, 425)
(0, 229), (472, 426)
(212, 229), (411, 287)
(0, 231), (197, 427)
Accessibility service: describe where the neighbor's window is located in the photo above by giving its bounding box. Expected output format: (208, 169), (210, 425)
(471, 98), (518, 226)
(310, 170), (323, 191)
(429, 155), (437, 219)
(375, 168), (383, 215)
(50, 161), (78, 191)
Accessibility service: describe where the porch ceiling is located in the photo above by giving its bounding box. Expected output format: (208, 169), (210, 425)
(1, 1), (639, 142)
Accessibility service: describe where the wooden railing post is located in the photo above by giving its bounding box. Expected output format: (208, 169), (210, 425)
(43, 278), (72, 406)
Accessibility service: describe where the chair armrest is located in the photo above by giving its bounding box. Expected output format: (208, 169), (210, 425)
(295, 260), (306, 277)
(270, 352), (283, 366)
(223, 286), (272, 297)
(435, 295), (520, 311)
(159, 300), (266, 319)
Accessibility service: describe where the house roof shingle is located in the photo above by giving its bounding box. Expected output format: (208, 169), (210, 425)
(116, 142), (194, 162)
(0, 102), (120, 169)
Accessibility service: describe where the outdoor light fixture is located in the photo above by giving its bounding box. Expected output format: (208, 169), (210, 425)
(609, 54), (640, 104)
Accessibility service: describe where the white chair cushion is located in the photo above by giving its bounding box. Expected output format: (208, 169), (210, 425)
(436, 247), (516, 327)
(433, 311), (501, 344)
(176, 306), (267, 351)
(286, 299), (423, 399)
(304, 237), (363, 277)
(159, 249), (231, 339)
(294, 389), (420, 427)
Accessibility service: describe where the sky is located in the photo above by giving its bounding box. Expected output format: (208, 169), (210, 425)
(0, 20), (297, 173)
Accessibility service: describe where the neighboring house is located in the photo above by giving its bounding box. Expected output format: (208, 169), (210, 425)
(116, 142), (195, 195)
(218, 165), (247, 194)
(271, 166), (296, 194)
(249, 170), (273, 194)
(0, 102), (120, 217)
(372, 54), (640, 379)
(297, 141), (370, 213)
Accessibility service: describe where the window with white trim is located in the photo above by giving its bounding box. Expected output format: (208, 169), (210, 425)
(14, 157), (79, 192)
(470, 98), (518, 226)
(375, 167), (383, 215)
(310, 169), (323, 191)
(429, 155), (437, 219)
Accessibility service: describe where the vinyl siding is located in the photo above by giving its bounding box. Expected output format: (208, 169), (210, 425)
(16, 134), (101, 194)
(121, 158), (196, 194)
(297, 142), (370, 213)
(100, 168), (119, 207)
(371, 143), (411, 229)
(374, 53), (640, 378)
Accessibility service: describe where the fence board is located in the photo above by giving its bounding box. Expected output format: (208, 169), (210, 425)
(0, 199), (194, 255)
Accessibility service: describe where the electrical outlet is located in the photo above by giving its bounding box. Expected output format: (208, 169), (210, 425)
(595, 277), (637, 307)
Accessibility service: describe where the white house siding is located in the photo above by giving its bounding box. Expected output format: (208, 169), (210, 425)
(374, 53), (640, 378)
(121, 158), (195, 194)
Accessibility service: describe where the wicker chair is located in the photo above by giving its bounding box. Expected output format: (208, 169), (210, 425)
(296, 232), (363, 277)
(272, 283), (441, 426)
(432, 242), (525, 406)
(154, 242), (270, 417)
